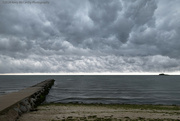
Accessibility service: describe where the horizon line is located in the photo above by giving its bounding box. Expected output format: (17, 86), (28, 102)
(0, 72), (180, 75)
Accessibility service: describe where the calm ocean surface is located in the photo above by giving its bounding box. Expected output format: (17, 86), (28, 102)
(0, 75), (180, 105)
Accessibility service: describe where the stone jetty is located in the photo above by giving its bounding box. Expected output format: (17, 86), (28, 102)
(0, 79), (55, 121)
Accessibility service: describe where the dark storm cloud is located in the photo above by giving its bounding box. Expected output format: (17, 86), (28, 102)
(0, 0), (180, 73)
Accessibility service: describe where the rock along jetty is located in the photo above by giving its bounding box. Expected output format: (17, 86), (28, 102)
(0, 79), (55, 121)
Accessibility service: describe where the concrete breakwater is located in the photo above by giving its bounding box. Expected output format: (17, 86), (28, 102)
(0, 79), (55, 121)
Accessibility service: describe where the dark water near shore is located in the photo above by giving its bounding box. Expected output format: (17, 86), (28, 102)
(0, 75), (180, 105)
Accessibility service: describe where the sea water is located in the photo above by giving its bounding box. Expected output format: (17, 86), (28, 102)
(0, 75), (180, 105)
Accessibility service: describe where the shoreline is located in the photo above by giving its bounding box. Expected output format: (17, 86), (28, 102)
(18, 103), (180, 121)
(42, 102), (180, 110)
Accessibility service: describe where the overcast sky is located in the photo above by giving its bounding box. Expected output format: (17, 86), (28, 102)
(0, 0), (180, 73)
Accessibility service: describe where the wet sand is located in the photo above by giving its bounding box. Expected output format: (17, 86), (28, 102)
(17, 103), (180, 121)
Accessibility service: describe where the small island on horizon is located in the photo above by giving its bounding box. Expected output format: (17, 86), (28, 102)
(159, 73), (169, 76)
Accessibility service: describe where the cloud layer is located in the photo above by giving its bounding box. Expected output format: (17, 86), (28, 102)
(0, 0), (180, 73)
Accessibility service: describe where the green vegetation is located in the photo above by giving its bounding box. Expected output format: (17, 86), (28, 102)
(41, 103), (180, 111)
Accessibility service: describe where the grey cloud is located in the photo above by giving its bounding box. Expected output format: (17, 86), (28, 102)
(0, 2), (57, 40)
(123, 0), (157, 26)
(88, 0), (122, 26)
(0, 0), (180, 73)
(0, 55), (179, 73)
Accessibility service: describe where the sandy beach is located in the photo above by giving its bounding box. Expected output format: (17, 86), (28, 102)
(17, 103), (180, 121)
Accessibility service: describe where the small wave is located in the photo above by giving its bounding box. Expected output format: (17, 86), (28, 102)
(54, 97), (141, 102)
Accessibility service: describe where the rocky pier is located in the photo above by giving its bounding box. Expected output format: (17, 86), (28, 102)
(0, 79), (55, 121)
